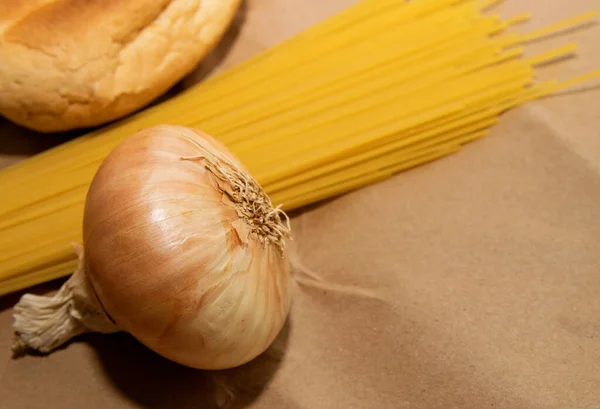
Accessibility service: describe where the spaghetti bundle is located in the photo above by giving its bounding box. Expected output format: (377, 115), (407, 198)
(0, 0), (599, 295)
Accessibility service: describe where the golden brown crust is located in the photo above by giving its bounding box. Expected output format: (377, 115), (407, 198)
(0, 0), (242, 132)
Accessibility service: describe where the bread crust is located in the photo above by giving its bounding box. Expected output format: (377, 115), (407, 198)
(0, 0), (242, 132)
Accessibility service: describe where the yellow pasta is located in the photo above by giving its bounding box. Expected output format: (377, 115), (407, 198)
(0, 0), (599, 294)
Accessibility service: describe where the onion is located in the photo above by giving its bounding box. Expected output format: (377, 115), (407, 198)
(12, 125), (293, 370)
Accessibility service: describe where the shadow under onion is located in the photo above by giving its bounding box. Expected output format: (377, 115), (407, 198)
(84, 315), (291, 409)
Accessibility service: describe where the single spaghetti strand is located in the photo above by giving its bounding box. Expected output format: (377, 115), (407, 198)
(520, 11), (599, 42)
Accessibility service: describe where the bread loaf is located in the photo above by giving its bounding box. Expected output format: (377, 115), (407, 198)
(0, 0), (241, 132)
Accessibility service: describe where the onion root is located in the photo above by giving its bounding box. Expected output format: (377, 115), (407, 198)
(12, 244), (119, 355)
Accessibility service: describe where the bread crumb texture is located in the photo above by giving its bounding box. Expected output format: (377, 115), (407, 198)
(0, 0), (241, 132)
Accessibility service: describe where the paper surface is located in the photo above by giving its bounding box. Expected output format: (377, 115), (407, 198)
(1, 1), (600, 408)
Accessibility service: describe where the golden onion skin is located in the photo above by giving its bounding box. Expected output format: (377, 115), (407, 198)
(83, 125), (291, 370)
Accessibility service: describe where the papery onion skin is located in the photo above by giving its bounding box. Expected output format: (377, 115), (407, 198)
(82, 125), (292, 370)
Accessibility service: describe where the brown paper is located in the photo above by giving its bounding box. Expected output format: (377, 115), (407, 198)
(1, 1), (600, 408)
